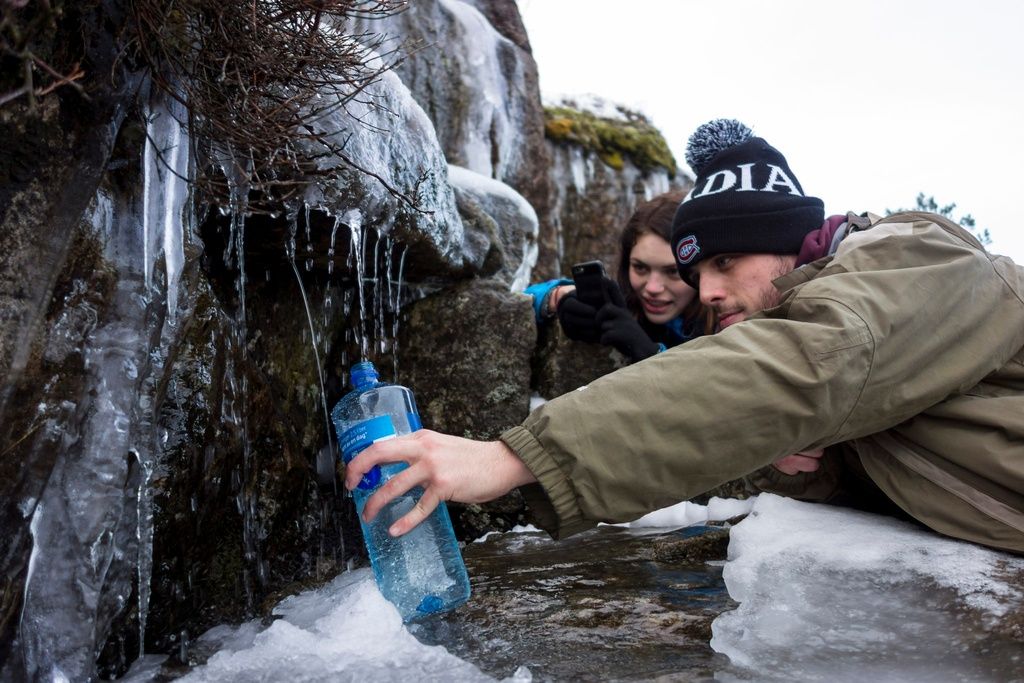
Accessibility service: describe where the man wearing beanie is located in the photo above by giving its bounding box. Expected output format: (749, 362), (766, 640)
(346, 120), (1024, 557)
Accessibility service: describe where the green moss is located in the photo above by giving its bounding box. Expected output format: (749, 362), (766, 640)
(598, 150), (624, 170)
(543, 104), (677, 177)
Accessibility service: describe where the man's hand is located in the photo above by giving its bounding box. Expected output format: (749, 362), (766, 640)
(772, 448), (824, 475)
(344, 430), (537, 537)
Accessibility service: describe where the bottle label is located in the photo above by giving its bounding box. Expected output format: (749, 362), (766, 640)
(340, 414), (397, 490)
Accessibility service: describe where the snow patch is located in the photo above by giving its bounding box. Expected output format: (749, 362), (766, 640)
(543, 93), (632, 121)
(177, 569), (502, 682)
(610, 496), (756, 530)
(711, 494), (1024, 680)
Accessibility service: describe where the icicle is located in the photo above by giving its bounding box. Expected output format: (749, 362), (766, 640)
(327, 216), (341, 276)
(127, 89), (194, 663)
(134, 451), (154, 659)
(159, 102), (188, 322)
(161, 127), (187, 324)
(20, 500), (43, 630)
(285, 203), (300, 262)
(304, 204), (312, 246)
(384, 237), (396, 373)
(346, 210), (368, 359)
(141, 96), (189, 320)
(392, 245), (408, 380)
(304, 210), (314, 271)
(289, 243), (334, 465)
(231, 213), (248, 329)
(142, 111), (156, 291)
(373, 233), (384, 355)
(377, 237), (389, 356)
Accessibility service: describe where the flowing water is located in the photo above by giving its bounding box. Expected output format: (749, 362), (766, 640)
(415, 524), (738, 681)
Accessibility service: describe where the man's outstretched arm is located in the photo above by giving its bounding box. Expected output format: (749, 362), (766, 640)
(343, 430), (536, 536)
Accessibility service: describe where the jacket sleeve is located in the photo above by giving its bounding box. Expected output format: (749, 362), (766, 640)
(524, 278), (572, 323)
(502, 217), (1024, 538)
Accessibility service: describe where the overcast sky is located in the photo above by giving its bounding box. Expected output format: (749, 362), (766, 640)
(519, 0), (1024, 262)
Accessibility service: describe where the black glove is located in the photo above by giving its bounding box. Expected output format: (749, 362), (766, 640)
(556, 291), (601, 343)
(596, 284), (660, 362)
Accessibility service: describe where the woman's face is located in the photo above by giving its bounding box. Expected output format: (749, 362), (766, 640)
(628, 232), (697, 325)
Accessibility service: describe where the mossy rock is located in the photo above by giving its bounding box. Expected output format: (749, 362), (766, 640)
(543, 104), (677, 176)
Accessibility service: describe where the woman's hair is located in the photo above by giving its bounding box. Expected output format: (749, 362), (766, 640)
(616, 189), (706, 329)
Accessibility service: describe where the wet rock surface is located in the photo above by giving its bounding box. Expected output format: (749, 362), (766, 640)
(397, 278), (535, 440)
(532, 319), (627, 400)
(540, 98), (693, 279)
(412, 525), (738, 682)
(448, 165), (540, 290)
(359, 0), (555, 276)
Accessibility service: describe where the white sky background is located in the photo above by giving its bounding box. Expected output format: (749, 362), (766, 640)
(518, 0), (1024, 262)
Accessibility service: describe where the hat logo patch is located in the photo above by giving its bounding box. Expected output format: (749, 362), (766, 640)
(676, 235), (700, 265)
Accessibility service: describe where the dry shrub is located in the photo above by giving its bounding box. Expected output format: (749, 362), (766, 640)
(0, 0), (87, 109)
(129, 0), (415, 212)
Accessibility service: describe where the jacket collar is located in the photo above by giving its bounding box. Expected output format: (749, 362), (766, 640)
(776, 211), (878, 291)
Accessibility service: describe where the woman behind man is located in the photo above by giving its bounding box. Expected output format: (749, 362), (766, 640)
(526, 189), (709, 363)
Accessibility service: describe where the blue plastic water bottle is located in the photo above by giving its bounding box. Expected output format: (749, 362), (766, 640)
(332, 361), (471, 621)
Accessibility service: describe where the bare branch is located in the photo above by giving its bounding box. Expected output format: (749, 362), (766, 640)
(128, 0), (424, 215)
(1, 2), (88, 110)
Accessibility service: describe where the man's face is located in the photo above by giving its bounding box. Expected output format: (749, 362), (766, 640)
(689, 253), (797, 331)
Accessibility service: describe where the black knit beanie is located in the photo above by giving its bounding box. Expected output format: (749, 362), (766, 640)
(671, 119), (824, 274)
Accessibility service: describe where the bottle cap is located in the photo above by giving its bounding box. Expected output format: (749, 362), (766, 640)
(350, 361), (379, 390)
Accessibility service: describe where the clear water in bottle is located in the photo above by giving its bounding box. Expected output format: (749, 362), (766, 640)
(332, 361), (471, 622)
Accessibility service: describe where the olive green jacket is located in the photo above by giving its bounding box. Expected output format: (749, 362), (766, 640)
(501, 212), (1024, 554)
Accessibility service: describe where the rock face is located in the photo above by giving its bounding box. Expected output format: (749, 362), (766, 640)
(448, 165), (540, 291)
(541, 96), (694, 279)
(356, 0), (556, 276)
(0, 1), (706, 679)
(532, 319), (628, 399)
(0, 19), (494, 682)
(397, 278), (535, 440)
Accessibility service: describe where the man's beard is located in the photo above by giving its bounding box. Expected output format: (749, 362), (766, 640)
(756, 256), (794, 313)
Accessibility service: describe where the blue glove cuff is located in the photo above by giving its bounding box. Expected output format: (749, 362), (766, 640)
(524, 278), (573, 322)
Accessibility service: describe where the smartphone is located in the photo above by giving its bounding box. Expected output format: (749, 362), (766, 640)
(571, 260), (608, 308)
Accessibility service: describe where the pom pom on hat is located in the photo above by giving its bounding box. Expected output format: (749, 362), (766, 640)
(685, 119), (754, 175)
